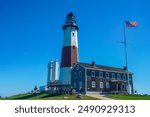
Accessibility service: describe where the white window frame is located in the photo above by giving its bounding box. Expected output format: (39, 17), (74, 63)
(92, 81), (96, 88)
(72, 31), (75, 37)
(99, 72), (103, 78)
(91, 71), (95, 77)
(100, 82), (104, 89)
(106, 72), (109, 78)
(106, 82), (110, 89)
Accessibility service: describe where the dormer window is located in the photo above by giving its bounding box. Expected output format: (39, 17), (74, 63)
(99, 72), (103, 78)
(123, 74), (126, 80)
(117, 74), (121, 79)
(91, 71), (95, 77)
(112, 73), (115, 79)
(106, 72), (109, 78)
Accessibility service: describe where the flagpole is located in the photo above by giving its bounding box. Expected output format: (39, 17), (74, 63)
(123, 20), (131, 94)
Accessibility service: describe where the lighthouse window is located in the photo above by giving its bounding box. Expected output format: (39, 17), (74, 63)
(73, 46), (75, 49)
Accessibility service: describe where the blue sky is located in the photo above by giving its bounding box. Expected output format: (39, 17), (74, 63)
(0, 0), (150, 97)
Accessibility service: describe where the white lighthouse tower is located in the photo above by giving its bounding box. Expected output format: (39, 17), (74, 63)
(47, 59), (59, 85)
(59, 11), (79, 85)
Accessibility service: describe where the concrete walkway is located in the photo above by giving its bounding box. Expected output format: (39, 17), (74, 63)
(86, 94), (114, 100)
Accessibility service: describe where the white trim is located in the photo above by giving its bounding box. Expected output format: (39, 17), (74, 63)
(73, 63), (133, 74)
(84, 67), (132, 74)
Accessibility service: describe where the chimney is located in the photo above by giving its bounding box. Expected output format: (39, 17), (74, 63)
(123, 66), (127, 70)
(92, 60), (95, 66)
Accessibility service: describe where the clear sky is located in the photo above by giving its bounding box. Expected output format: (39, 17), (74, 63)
(0, 0), (150, 97)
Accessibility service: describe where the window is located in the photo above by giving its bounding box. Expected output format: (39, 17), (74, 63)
(106, 82), (110, 89)
(123, 74), (126, 80)
(73, 45), (75, 49)
(112, 73), (115, 79)
(99, 72), (103, 78)
(79, 81), (82, 89)
(72, 32), (75, 36)
(92, 81), (96, 88)
(117, 74), (121, 79)
(100, 82), (104, 88)
(73, 82), (76, 89)
(91, 71), (95, 77)
(105, 72), (109, 78)
(79, 71), (82, 77)
(129, 75), (132, 80)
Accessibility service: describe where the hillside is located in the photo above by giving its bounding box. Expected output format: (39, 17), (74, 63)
(0, 93), (99, 100)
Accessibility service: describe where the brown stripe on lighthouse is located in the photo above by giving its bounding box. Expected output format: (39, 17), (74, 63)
(61, 46), (78, 67)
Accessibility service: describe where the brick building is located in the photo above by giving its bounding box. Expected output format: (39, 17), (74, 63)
(71, 61), (134, 94)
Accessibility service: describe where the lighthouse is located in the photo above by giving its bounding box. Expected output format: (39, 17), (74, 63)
(59, 11), (79, 85)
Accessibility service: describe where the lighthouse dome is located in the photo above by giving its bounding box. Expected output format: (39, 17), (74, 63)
(63, 11), (79, 30)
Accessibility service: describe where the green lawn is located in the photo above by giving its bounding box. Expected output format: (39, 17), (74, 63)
(0, 93), (99, 100)
(106, 94), (150, 100)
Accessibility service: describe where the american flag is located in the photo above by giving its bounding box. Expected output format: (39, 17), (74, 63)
(125, 21), (138, 27)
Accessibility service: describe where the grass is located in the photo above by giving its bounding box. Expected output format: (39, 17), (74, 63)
(0, 93), (99, 100)
(2, 93), (150, 100)
(106, 94), (150, 100)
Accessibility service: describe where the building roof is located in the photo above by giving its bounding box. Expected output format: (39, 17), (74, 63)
(78, 62), (132, 74)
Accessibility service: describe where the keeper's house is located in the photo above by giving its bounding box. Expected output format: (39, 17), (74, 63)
(71, 61), (134, 94)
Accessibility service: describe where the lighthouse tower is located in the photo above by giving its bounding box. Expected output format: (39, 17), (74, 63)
(59, 11), (79, 85)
